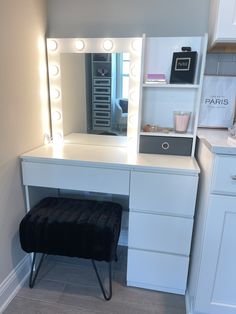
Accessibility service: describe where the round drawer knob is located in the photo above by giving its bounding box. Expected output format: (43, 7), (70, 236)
(161, 141), (170, 150)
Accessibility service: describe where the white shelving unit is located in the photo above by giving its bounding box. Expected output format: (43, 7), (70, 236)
(91, 53), (116, 132)
(138, 35), (208, 156)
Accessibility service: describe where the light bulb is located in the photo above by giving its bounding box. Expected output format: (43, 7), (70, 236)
(103, 39), (113, 51)
(51, 88), (60, 99)
(130, 63), (140, 78)
(75, 39), (85, 51)
(49, 64), (59, 76)
(131, 39), (142, 52)
(52, 111), (61, 121)
(48, 40), (58, 52)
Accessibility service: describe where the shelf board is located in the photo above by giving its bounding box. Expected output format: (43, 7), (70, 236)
(140, 131), (195, 138)
(142, 83), (200, 89)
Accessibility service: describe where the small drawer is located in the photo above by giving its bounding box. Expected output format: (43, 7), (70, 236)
(130, 171), (198, 217)
(127, 249), (189, 294)
(139, 135), (193, 156)
(128, 212), (193, 255)
(93, 111), (111, 119)
(93, 118), (110, 128)
(22, 161), (129, 195)
(93, 103), (110, 111)
(94, 78), (110, 86)
(212, 155), (236, 195)
(93, 86), (110, 94)
(94, 95), (110, 102)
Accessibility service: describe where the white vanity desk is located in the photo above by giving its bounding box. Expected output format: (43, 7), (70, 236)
(21, 140), (199, 295)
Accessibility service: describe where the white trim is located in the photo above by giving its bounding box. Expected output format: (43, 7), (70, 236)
(0, 255), (30, 313)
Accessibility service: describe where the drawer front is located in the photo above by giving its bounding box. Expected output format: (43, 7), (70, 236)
(212, 155), (236, 195)
(139, 135), (193, 156)
(130, 171), (198, 217)
(93, 103), (111, 111)
(22, 161), (130, 195)
(127, 249), (189, 294)
(129, 212), (193, 255)
(94, 78), (110, 86)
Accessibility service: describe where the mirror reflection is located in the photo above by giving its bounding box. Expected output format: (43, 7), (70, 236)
(60, 52), (130, 137)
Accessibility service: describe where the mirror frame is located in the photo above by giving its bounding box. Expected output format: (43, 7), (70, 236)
(47, 37), (143, 151)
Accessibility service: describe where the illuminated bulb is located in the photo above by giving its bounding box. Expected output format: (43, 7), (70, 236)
(53, 132), (63, 144)
(130, 63), (140, 78)
(49, 64), (59, 76)
(103, 39), (113, 51)
(75, 39), (85, 51)
(52, 111), (61, 121)
(50, 88), (60, 99)
(131, 39), (142, 52)
(130, 90), (139, 103)
(48, 40), (58, 52)
(129, 114), (138, 126)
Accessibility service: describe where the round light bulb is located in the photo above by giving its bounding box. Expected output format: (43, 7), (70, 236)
(103, 39), (113, 51)
(75, 39), (85, 51)
(53, 132), (63, 144)
(49, 65), (59, 76)
(130, 63), (140, 78)
(48, 40), (58, 52)
(52, 111), (61, 121)
(130, 89), (139, 103)
(51, 88), (60, 99)
(131, 39), (142, 52)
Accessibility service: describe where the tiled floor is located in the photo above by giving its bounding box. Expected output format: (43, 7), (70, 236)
(4, 247), (186, 314)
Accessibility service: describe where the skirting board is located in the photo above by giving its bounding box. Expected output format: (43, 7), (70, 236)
(0, 255), (30, 313)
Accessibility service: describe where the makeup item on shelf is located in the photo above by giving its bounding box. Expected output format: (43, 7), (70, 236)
(145, 73), (167, 84)
(174, 111), (191, 133)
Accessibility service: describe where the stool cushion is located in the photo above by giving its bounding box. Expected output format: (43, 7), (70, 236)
(19, 197), (122, 262)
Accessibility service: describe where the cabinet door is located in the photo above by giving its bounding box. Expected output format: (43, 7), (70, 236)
(210, 0), (236, 44)
(195, 194), (236, 314)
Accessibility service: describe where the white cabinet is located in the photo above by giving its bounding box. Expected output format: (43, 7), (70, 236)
(127, 170), (198, 295)
(208, 0), (236, 47)
(138, 35), (207, 156)
(186, 136), (236, 314)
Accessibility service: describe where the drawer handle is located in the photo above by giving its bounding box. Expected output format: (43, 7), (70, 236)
(231, 175), (236, 181)
(161, 142), (170, 150)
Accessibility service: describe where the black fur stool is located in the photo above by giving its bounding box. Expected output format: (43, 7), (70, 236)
(19, 197), (122, 300)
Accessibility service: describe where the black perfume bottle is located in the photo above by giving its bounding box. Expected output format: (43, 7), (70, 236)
(170, 47), (197, 84)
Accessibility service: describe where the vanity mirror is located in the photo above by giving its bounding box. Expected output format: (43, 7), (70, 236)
(47, 37), (143, 149)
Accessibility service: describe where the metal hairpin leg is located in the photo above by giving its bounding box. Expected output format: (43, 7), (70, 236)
(91, 260), (112, 301)
(29, 253), (45, 288)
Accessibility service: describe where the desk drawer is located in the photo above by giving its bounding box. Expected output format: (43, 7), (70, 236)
(127, 249), (188, 294)
(130, 171), (198, 217)
(212, 155), (236, 196)
(22, 161), (130, 195)
(128, 212), (193, 255)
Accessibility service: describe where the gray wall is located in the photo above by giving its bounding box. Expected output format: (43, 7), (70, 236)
(46, 0), (210, 37)
(0, 0), (49, 300)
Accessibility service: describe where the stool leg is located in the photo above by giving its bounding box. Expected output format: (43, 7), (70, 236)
(91, 260), (112, 301)
(29, 253), (45, 288)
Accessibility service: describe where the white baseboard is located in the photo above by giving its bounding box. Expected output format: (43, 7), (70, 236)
(0, 255), (30, 313)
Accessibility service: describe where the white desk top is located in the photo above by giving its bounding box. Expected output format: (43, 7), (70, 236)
(21, 143), (200, 175)
(197, 129), (236, 155)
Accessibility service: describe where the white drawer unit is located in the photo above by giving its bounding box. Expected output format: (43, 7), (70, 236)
(211, 155), (236, 196)
(130, 171), (198, 217)
(128, 212), (193, 255)
(22, 161), (130, 195)
(128, 170), (198, 295)
(127, 249), (189, 294)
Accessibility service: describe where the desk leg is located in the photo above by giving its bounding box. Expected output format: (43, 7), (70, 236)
(24, 185), (34, 266)
(24, 185), (30, 213)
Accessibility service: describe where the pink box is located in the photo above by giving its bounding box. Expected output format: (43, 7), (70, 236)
(145, 73), (166, 81)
